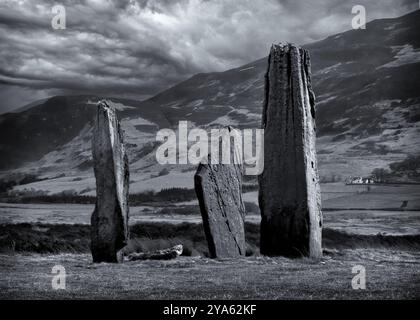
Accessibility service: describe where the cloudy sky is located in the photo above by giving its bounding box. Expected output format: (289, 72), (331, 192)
(0, 0), (417, 113)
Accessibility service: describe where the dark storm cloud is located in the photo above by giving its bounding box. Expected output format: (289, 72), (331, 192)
(0, 0), (417, 113)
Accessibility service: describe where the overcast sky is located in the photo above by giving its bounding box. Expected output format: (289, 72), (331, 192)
(0, 0), (417, 113)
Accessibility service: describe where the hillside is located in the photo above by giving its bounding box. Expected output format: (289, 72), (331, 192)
(1, 10), (420, 196)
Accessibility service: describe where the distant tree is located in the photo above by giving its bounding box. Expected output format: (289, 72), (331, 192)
(371, 168), (390, 182)
(389, 155), (420, 177)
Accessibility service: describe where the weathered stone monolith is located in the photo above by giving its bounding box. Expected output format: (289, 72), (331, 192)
(195, 127), (246, 258)
(91, 101), (129, 263)
(258, 43), (322, 258)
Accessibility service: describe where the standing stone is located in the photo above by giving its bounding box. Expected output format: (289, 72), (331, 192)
(259, 43), (322, 258)
(91, 101), (129, 263)
(194, 127), (246, 258)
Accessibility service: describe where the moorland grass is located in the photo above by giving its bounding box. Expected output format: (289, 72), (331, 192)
(1, 222), (419, 256)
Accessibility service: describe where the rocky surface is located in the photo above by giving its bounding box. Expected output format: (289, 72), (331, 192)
(259, 43), (322, 258)
(195, 128), (246, 258)
(91, 101), (130, 263)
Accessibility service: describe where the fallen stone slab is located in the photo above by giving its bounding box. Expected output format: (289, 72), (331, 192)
(125, 244), (183, 261)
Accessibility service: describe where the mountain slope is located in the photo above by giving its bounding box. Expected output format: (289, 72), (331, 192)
(1, 10), (420, 195)
(0, 95), (171, 169)
(134, 9), (420, 179)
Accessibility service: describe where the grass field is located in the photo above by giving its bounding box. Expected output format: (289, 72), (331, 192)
(0, 221), (419, 299)
(2, 222), (420, 255)
(1, 249), (419, 299)
(1, 202), (419, 236)
(0, 182), (419, 299)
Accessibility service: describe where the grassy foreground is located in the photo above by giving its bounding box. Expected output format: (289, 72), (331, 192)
(1, 222), (419, 299)
(0, 249), (419, 299)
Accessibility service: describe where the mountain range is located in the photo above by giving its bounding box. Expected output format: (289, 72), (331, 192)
(1, 10), (420, 196)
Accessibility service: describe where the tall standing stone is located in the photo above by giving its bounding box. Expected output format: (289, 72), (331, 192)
(259, 43), (322, 258)
(195, 127), (246, 258)
(91, 101), (129, 263)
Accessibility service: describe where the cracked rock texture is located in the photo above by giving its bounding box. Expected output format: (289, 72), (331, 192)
(259, 43), (323, 258)
(195, 127), (246, 258)
(91, 101), (130, 263)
